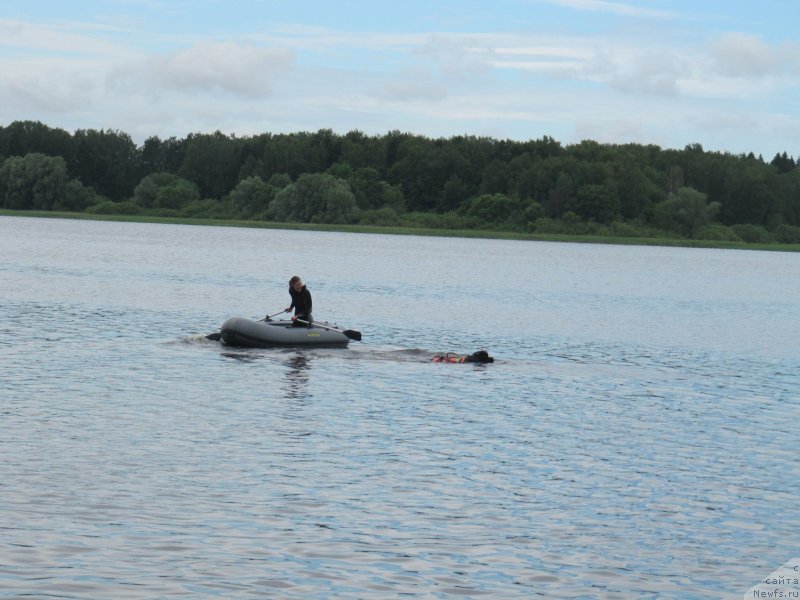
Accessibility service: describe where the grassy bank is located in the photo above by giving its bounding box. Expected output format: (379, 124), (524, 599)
(2, 209), (799, 252)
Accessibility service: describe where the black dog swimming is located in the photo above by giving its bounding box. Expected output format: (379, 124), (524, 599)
(432, 350), (494, 363)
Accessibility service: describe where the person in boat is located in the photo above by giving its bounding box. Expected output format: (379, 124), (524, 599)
(285, 275), (312, 327)
(433, 350), (494, 363)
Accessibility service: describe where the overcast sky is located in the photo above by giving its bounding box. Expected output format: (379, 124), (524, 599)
(1, 0), (798, 159)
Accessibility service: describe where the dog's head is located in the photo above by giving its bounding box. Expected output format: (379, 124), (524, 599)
(468, 350), (494, 363)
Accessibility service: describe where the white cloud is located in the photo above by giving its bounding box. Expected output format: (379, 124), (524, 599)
(412, 34), (496, 79)
(711, 33), (777, 77)
(135, 41), (294, 98)
(9, 79), (90, 114)
(601, 50), (686, 96)
(482, 30), (796, 107)
(0, 18), (133, 58)
(0, 55), (101, 117)
(489, 43), (590, 77)
(480, 35), (688, 96)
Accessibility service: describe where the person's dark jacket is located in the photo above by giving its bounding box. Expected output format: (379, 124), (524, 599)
(288, 284), (312, 322)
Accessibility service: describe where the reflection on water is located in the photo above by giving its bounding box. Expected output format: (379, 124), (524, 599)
(1, 217), (799, 598)
(284, 352), (312, 399)
(220, 351), (261, 362)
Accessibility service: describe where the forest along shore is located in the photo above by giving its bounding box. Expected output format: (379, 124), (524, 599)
(1, 121), (799, 249)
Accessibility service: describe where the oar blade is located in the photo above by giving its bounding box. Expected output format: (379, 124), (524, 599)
(206, 332), (221, 341)
(295, 318), (361, 341)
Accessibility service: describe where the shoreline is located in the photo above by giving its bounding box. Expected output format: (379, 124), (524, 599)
(2, 209), (799, 252)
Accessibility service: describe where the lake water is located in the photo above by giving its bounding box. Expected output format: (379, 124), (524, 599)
(1, 216), (799, 599)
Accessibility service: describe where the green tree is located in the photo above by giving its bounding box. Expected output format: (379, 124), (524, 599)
(0, 121), (74, 163)
(309, 128), (342, 171)
(545, 171), (575, 218)
(179, 131), (242, 199)
(57, 180), (103, 212)
(326, 162), (354, 183)
(0, 153), (69, 210)
(523, 200), (545, 225)
(134, 172), (200, 210)
(349, 166), (384, 210)
(139, 135), (185, 176)
(386, 135), (459, 212)
(226, 176), (276, 218)
(777, 170), (800, 226)
(267, 173), (359, 224)
(479, 160), (512, 195)
(771, 152), (795, 174)
(507, 153), (539, 201)
(268, 173), (292, 189)
(463, 193), (522, 226)
(72, 128), (138, 200)
(613, 162), (664, 220)
(331, 164), (404, 211)
(653, 186), (720, 238)
(717, 162), (779, 225)
(441, 175), (470, 212)
(731, 223), (772, 243)
(339, 129), (385, 170)
(156, 181), (200, 210)
(772, 223), (800, 243)
(374, 181), (405, 213)
(358, 206), (401, 226)
(569, 183), (620, 224)
(666, 164), (685, 194)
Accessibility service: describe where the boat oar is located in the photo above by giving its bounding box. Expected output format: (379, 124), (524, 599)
(263, 310), (287, 321)
(296, 319), (362, 341)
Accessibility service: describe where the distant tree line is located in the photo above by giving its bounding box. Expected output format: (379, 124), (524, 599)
(1, 119), (799, 243)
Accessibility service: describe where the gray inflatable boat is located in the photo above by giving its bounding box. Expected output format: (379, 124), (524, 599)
(219, 316), (352, 348)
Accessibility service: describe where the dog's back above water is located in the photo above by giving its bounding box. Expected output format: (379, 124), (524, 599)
(432, 350), (494, 363)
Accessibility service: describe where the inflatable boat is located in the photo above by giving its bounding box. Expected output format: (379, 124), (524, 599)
(218, 316), (354, 348)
